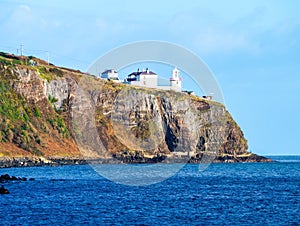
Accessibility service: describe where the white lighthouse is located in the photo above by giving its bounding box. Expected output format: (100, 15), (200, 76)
(170, 67), (182, 92)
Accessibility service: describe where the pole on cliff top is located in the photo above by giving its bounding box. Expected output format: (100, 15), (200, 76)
(46, 51), (49, 65)
(20, 44), (23, 56)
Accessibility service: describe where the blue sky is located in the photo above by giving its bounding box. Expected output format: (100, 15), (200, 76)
(0, 0), (299, 155)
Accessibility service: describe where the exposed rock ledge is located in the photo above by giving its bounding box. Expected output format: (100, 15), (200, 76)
(0, 154), (272, 168)
(0, 53), (272, 165)
(0, 157), (88, 168)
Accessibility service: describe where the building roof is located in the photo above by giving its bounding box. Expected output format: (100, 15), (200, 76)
(128, 71), (142, 77)
(140, 70), (157, 75)
(101, 69), (116, 74)
(127, 68), (157, 78)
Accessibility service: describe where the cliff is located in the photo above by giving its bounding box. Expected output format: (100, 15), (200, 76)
(0, 52), (271, 167)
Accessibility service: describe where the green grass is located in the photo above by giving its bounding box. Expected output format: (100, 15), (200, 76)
(47, 116), (70, 138)
(48, 94), (58, 104)
(0, 81), (27, 121)
(36, 66), (56, 82)
(0, 56), (26, 66)
(49, 67), (63, 77)
(36, 66), (64, 82)
(0, 56), (12, 65)
(0, 56), (74, 156)
(12, 59), (21, 65)
(33, 107), (41, 118)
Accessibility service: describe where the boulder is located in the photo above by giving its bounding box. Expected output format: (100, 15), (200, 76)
(0, 185), (9, 194)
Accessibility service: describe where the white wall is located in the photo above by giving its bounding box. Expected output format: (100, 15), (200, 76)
(131, 74), (158, 89)
(170, 80), (182, 92)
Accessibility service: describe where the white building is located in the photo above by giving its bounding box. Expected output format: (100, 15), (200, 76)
(124, 68), (158, 89)
(124, 67), (182, 92)
(170, 67), (182, 92)
(100, 69), (121, 83)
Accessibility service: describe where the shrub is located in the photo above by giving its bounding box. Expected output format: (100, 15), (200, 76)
(33, 107), (41, 118)
(48, 94), (58, 104)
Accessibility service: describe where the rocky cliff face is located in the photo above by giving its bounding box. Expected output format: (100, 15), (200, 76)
(0, 53), (271, 165)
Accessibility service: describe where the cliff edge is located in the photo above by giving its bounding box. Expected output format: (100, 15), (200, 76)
(0, 52), (272, 167)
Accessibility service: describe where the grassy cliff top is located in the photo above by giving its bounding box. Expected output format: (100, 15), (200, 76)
(0, 51), (271, 164)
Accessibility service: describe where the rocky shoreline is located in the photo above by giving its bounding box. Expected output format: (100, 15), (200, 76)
(0, 154), (273, 168)
(213, 153), (273, 163)
(0, 157), (88, 168)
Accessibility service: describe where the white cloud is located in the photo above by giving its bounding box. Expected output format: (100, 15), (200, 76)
(192, 28), (260, 55)
(168, 7), (274, 56)
(10, 5), (33, 24)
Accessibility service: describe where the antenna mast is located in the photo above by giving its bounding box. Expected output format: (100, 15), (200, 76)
(20, 44), (24, 56)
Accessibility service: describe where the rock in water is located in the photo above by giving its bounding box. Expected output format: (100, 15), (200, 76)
(0, 174), (28, 182)
(0, 185), (9, 194)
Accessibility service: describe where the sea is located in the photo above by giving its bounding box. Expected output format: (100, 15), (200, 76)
(0, 156), (299, 225)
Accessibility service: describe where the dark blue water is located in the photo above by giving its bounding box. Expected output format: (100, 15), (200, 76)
(0, 156), (299, 225)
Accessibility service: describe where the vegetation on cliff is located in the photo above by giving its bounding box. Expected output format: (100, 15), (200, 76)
(0, 52), (271, 164)
(0, 53), (80, 158)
